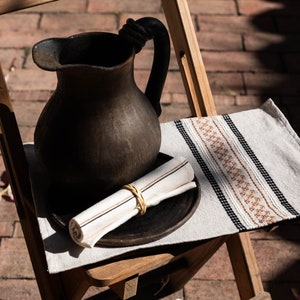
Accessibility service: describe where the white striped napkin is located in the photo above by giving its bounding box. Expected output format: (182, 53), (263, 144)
(68, 156), (196, 248)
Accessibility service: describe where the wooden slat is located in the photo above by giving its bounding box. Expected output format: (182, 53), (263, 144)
(226, 233), (267, 300)
(0, 64), (65, 299)
(0, 0), (57, 14)
(0, 65), (13, 111)
(86, 236), (229, 298)
(86, 253), (175, 287)
(162, 0), (217, 117)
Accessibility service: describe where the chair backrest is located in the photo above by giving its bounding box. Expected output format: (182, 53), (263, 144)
(0, 66), (33, 215)
(162, 0), (216, 118)
(0, 65), (64, 299)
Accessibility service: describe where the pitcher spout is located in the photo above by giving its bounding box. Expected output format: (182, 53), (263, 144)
(32, 38), (67, 71)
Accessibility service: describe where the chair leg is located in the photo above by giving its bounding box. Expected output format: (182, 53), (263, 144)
(110, 275), (139, 300)
(60, 267), (92, 300)
(226, 232), (266, 300)
(154, 236), (229, 298)
(250, 292), (272, 300)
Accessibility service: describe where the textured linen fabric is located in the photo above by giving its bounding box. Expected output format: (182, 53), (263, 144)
(26, 99), (300, 273)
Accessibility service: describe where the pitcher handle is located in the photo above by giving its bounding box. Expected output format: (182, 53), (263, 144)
(119, 17), (170, 117)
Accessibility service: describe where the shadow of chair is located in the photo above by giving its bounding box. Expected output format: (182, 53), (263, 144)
(0, 0), (271, 299)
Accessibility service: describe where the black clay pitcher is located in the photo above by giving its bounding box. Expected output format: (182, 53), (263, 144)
(32, 18), (170, 212)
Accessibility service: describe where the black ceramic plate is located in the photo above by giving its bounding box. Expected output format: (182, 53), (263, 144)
(49, 154), (200, 247)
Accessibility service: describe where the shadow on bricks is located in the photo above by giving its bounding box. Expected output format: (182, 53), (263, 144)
(250, 0), (300, 136)
(250, 3), (300, 299)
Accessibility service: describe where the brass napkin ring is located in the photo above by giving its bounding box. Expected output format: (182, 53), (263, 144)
(122, 184), (147, 215)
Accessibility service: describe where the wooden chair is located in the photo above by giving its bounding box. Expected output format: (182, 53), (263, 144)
(0, 0), (56, 14)
(0, 0), (271, 299)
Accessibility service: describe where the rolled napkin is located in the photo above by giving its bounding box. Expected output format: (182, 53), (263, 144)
(69, 156), (197, 248)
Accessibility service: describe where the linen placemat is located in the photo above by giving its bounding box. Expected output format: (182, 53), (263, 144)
(26, 99), (300, 273)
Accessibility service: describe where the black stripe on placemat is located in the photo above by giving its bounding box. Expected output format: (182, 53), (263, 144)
(174, 120), (247, 231)
(223, 114), (299, 216)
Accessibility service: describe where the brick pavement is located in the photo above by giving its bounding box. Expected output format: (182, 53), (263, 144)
(0, 0), (299, 299)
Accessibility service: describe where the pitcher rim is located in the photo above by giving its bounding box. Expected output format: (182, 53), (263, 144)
(32, 31), (135, 71)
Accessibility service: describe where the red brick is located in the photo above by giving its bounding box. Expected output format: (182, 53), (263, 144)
(169, 51), (180, 70)
(172, 93), (189, 105)
(19, 127), (35, 143)
(132, 70), (147, 92)
(202, 51), (282, 72)
(134, 49), (154, 70)
(197, 32), (242, 51)
(0, 279), (40, 300)
(214, 94), (235, 107)
(133, 72), (190, 116)
(135, 70), (185, 95)
(0, 221), (14, 237)
(26, 0), (87, 13)
(13, 222), (25, 238)
(237, 0), (284, 16)
(134, 49), (178, 71)
(160, 103), (191, 122)
(0, 13), (40, 31)
(6, 69), (56, 91)
(13, 100), (45, 127)
(244, 32), (284, 51)
(240, 1), (300, 16)
(184, 280), (240, 300)
(10, 90), (52, 102)
(0, 238), (35, 278)
(0, 199), (18, 222)
(194, 244), (235, 281)
(40, 13), (117, 32)
(0, 30), (69, 48)
(207, 72), (245, 95)
(88, 0), (161, 14)
(244, 73), (300, 96)
(244, 32), (300, 52)
(0, 49), (24, 71)
(188, 0), (237, 15)
(160, 92), (171, 105)
(250, 229), (277, 240)
(156, 289), (184, 300)
(0, 157), (5, 173)
(236, 95), (266, 106)
(216, 104), (257, 115)
(197, 15), (275, 33)
(163, 71), (186, 94)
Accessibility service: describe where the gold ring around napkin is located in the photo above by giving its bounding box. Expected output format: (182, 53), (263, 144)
(122, 184), (147, 215)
